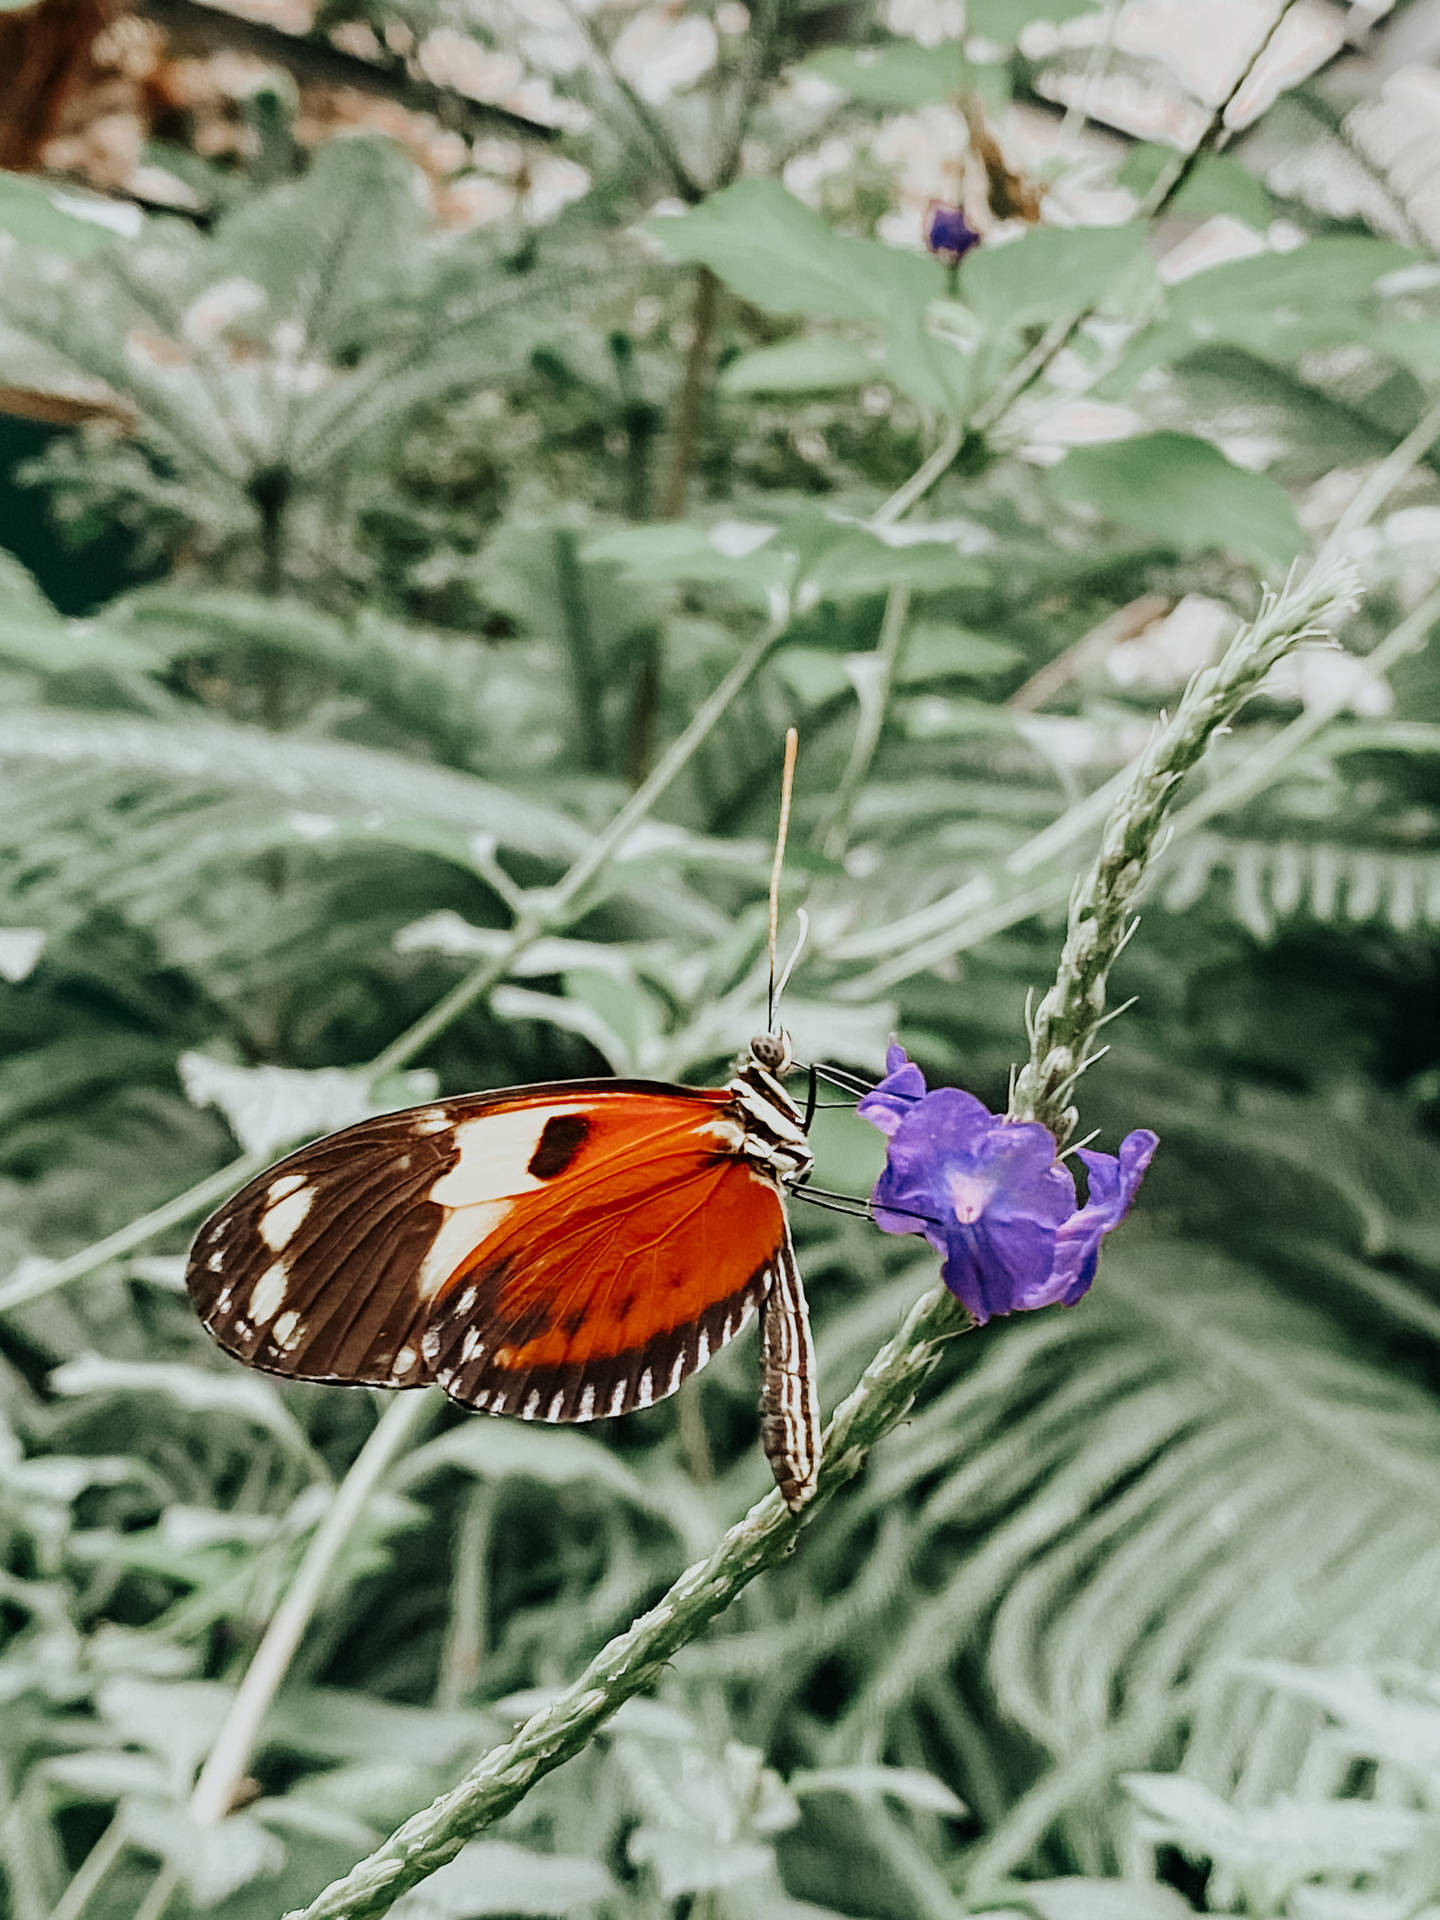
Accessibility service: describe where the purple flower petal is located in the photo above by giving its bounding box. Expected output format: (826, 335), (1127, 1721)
(859, 1049), (1157, 1322)
(856, 1043), (928, 1137)
(923, 201), (981, 264)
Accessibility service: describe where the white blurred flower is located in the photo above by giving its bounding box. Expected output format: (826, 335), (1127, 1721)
(1266, 644), (1393, 717)
(886, 0), (965, 47)
(443, 152), (591, 229)
(1023, 399), (1143, 467)
(181, 277), (267, 348)
(1107, 595), (1231, 690)
(782, 135), (855, 206)
(612, 8), (718, 102)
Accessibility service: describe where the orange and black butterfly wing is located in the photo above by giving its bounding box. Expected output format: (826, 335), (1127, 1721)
(186, 1082), (783, 1417)
(422, 1135), (784, 1423)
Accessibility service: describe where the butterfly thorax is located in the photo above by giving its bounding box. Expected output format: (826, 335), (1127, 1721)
(725, 1036), (813, 1185)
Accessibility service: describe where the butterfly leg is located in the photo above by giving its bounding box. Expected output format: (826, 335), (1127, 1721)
(759, 1225), (820, 1511)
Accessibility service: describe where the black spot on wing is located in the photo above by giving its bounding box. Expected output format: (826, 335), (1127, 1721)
(527, 1112), (591, 1180)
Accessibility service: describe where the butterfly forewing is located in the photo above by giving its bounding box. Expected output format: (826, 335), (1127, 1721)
(187, 1080), (785, 1423)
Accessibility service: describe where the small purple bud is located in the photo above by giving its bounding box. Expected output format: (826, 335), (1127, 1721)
(923, 201), (981, 265)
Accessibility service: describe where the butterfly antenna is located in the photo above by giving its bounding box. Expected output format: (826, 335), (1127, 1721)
(767, 727), (799, 1031)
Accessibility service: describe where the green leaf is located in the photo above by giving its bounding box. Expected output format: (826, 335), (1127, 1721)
(0, 555), (152, 674)
(0, 170), (140, 253)
(962, 224), (1149, 332)
(1122, 1772), (1425, 1879)
(628, 1828), (773, 1901)
(50, 1360), (323, 1477)
(797, 39), (969, 106)
(1049, 431), (1304, 569)
(720, 336), (883, 394)
(121, 1801), (284, 1904)
(648, 181), (942, 324)
(410, 1841), (616, 1916)
(1020, 1880), (1196, 1920)
(396, 1421), (665, 1513)
(967, 0), (1100, 39)
(1106, 238), (1417, 385)
(177, 1053), (435, 1159)
(790, 1764), (966, 1815)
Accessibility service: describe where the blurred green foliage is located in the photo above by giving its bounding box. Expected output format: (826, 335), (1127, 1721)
(1, 2), (1440, 1917)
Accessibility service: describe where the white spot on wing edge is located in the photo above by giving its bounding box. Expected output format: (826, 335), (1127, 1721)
(248, 1261), (288, 1326)
(578, 1383), (596, 1420)
(607, 1381), (626, 1417)
(266, 1172), (306, 1203)
(546, 1390), (565, 1422)
(667, 1352), (686, 1394)
(272, 1309), (302, 1351)
(696, 1328), (710, 1366)
(523, 1388), (541, 1418)
(636, 1368), (655, 1408)
(393, 1344), (418, 1376)
(260, 1184), (314, 1251)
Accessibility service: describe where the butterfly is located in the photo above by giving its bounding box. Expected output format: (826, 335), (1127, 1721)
(185, 731), (832, 1510)
(185, 1031), (823, 1508)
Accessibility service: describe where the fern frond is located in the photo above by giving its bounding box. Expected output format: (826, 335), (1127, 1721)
(1162, 831), (1440, 937)
(775, 1238), (1440, 1884)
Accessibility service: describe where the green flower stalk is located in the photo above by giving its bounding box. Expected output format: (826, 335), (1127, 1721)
(1011, 558), (1359, 1143)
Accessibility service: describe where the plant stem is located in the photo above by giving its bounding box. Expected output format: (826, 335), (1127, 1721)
(1010, 558), (1359, 1142)
(553, 526), (610, 773)
(818, 584), (911, 859)
(190, 1391), (440, 1826)
(46, 1814), (128, 1920)
(660, 266), (719, 520)
(873, 423), (964, 528)
(285, 1284), (973, 1920)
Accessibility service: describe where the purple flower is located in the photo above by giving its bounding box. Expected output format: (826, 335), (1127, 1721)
(923, 201), (981, 265)
(858, 1045), (1157, 1325)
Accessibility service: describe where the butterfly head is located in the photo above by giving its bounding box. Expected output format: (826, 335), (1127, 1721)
(749, 1029), (794, 1076)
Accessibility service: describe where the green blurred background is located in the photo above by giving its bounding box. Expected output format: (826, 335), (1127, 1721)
(2, 2), (1440, 1916)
